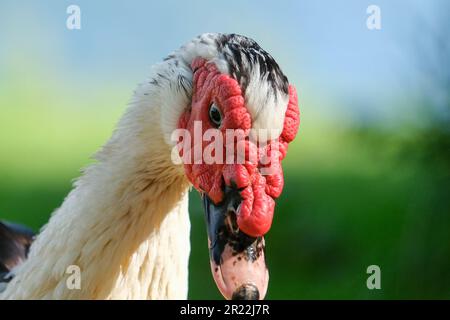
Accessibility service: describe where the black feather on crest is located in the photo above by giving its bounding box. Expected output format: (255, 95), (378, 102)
(215, 34), (289, 96)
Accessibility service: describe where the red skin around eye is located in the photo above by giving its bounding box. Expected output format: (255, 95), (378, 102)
(178, 58), (300, 237)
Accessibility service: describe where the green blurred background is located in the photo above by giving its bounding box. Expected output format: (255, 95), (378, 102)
(0, 1), (449, 299)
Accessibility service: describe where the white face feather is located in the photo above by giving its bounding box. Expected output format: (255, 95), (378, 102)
(243, 62), (289, 140)
(138, 33), (289, 144)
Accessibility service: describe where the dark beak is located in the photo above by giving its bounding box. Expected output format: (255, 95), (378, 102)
(202, 186), (269, 300)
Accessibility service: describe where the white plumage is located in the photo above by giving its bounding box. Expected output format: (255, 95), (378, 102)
(0, 33), (289, 299)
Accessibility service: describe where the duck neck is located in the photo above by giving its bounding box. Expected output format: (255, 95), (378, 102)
(1, 97), (192, 299)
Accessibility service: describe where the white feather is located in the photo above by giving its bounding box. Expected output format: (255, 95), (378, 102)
(0, 33), (289, 299)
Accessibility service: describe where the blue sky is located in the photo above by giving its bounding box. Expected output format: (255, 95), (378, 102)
(0, 0), (446, 124)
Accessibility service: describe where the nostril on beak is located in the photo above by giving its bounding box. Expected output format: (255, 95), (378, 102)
(231, 283), (260, 300)
(223, 185), (242, 212)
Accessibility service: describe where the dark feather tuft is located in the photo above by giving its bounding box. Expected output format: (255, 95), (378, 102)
(0, 221), (35, 274)
(215, 34), (289, 96)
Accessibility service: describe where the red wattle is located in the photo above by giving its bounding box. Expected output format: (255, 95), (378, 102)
(177, 59), (300, 237)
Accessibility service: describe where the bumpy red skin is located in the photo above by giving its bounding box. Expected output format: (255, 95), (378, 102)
(178, 58), (300, 237)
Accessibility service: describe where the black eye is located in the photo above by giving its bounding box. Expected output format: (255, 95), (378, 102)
(209, 103), (222, 127)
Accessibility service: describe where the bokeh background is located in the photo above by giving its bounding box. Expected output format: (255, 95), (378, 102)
(1, 0), (449, 299)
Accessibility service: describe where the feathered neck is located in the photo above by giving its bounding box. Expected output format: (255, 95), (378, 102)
(0, 80), (192, 299)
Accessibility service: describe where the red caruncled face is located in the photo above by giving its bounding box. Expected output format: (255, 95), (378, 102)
(178, 57), (300, 238)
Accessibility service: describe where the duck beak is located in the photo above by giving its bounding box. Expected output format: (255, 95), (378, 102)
(202, 187), (269, 300)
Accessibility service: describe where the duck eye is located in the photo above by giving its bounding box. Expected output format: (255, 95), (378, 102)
(209, 103), (222, 127)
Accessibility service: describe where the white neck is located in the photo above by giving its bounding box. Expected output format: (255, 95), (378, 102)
(1, 75), (192, 299)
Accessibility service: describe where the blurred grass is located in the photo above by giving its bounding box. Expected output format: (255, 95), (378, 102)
(1, 75), (449, 299)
